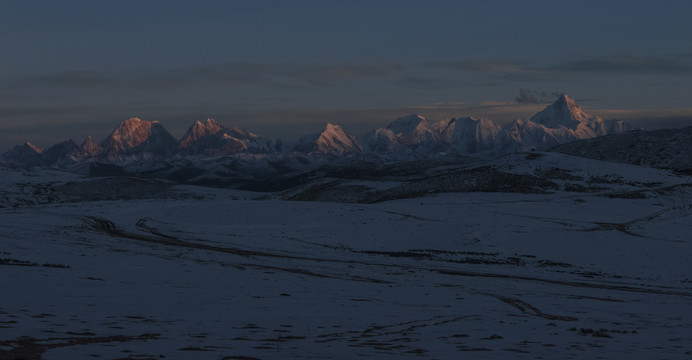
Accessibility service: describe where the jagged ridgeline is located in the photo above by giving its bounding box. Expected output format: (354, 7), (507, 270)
(2, 95), (632, 167)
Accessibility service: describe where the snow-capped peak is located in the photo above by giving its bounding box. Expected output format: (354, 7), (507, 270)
(386, 114), (430, 135)
(3, 96), (636, 167)
(555, 93), (578, 109)
(316, 123), (362, 155)
(101, 117), (177, 161)
(178, 118), (277, 156)
(443, 117), (503, 154)
(294, 123), (363, 156)
(321, 123), (347, 137)
(529, 94), (602, 130)
(179, 118), (226, 149)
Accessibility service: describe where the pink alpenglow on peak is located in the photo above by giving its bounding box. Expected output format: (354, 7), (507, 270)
(179, 119), (225, 149)
(178, 118), (277, 156)
(529, 94), (608, 136)
(0, 94), (634, 166)
(362, 95), (631, 158)
(294, 123), (363, 156)
(101, 117), (177, 161)
(80, 136), (104, 157)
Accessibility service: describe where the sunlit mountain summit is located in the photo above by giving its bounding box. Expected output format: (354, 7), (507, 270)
(2, 94), (632, 167)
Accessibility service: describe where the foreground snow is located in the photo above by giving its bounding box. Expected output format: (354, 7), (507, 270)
(1, 167), (691, 359)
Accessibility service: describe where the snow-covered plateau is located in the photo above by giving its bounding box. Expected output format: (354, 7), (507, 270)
(1, 151), (691, 359)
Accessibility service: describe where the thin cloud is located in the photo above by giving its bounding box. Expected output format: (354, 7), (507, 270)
(15, 71), (116, 88)
(548, 56), (692, 75)
(390, 74), (500, 90)
(7, 70), (194, 92)
(424, 59), (561, 85)
(427, 59), (532, 74)
(515, 89), (562, 104)
(428, 55), (692, 77)
(186, 61), (404, 86)
(411, 101), (467, 110)
(126, 73), (191, 91)
(5, 61), (405, 93)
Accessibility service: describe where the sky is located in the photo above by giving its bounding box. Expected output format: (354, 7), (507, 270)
(2, 0), (692, 150)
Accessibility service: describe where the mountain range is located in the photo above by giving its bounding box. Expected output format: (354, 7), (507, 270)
(2, 94), (632, 167)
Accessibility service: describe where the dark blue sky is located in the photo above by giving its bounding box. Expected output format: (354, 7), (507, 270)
(2, 0), (692, 149)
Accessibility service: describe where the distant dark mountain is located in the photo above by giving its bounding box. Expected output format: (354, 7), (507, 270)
(2, 138), (98, 167)
(43, 139), (79, 166)
(2, 142), (45, 167)
(604, 119), (633, 134)
(551, 126), (692, 172)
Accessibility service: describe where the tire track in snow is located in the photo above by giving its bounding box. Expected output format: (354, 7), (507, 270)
(484, 294), (578, 321)
(584, 205), (691, 238)
(82, 216), (390, 284)
(82, 216), (692, 298)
